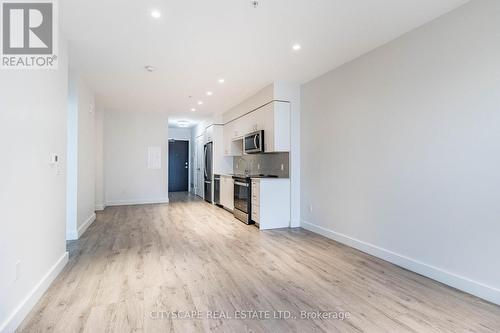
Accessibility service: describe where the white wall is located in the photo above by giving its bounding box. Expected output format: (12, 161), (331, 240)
(104, 112), (169, 205)
(94, 107), (104, 210)
(0, 41), (69, 332)
(66, 73), (96, 240)
(301, 0), (500, 305)
(168, 127), (194, 191)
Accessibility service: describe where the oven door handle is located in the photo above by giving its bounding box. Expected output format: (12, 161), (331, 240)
(234, 181), (249, 187)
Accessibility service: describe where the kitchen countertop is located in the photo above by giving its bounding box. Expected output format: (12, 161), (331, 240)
(227, 174), (288, 179)
(250, 176), (289, 179)
(218, 173), (289, 179)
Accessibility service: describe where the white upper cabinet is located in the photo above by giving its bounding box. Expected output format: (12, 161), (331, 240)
(204, 125), (214, 144)
(260, 101), (290, 153)
(233, 117), (244, 139)
(243, 110), (259, 134)
(199, 124), (233, 173)
(223, 121), (243, 156)
(222, 101), (290, 154)
(212, 125), (232, 174)
(223, 121), (233, 156)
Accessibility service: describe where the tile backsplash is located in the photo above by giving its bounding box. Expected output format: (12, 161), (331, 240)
(234, 152), (289, 178)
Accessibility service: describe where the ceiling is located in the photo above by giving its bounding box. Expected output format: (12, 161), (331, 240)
(61, 0), (469, 125)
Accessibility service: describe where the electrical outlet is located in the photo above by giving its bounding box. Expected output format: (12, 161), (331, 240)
(281, 164), (284, 171)
(50, 153), (63, 175)
(257, 163), (260, 170)
(309, 205), (313, 213)
(15, 260), (21, 281)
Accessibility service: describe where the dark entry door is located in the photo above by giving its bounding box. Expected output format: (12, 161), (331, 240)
(168, 140), (189, 192)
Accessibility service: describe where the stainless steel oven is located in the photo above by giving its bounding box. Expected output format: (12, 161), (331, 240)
(233, 176), (253, 224)
(244, 130), (264, 154)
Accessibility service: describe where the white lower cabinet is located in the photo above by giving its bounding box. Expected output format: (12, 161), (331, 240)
(251, 178), (290, 230)
(251, 204), (260, 225)
(220, 175), (234, 211)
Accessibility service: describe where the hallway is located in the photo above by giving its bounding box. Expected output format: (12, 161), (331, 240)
(18, 193), (500, 332)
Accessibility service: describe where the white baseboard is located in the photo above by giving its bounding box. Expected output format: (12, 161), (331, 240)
(0, 252), (69, 333)
(78, 213), (96, 237)
(301, 220), (500, 306)
(66, 213), (96, 240)
(105, 197), (169, 207)
(95, 203), (105, 211)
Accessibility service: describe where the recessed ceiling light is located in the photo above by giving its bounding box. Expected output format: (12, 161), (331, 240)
(198, 101), (203, 105)
(177, 120), (190, 128)
(218, 78), (225, 84)
(144, 65), (156, 72)
(190, 108), (196, 112)
(292, 43), (302, 51)
(151, 10), (161, 18)
(206, 91), (213, 96)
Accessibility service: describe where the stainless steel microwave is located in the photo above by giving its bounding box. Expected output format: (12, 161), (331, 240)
(244, 130), (264, 154)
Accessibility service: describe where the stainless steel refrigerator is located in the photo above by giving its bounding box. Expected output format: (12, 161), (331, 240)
(204, 142), (213, 203)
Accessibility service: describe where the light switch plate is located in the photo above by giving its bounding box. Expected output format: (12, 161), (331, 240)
(50, 153), (59, 164)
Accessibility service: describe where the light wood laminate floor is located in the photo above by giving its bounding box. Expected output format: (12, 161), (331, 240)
(18, 193), (500, 332)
